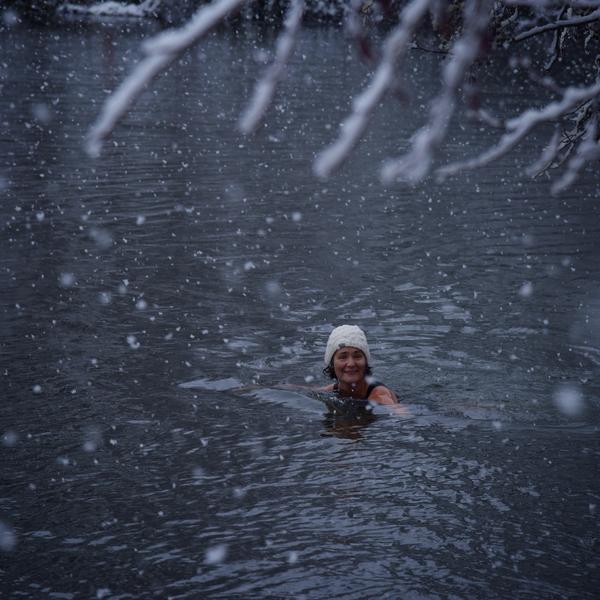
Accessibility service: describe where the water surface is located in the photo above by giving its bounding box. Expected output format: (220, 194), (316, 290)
(1, 16), (599, 599)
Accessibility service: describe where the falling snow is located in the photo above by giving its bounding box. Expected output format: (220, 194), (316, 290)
(1, 2), (599, 599)
(204, 543), (228, 565)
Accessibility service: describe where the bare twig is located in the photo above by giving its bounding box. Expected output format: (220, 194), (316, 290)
(504, 1), (600, 8)
(543, 5), (568, 70)
(514, 7), (600, 42)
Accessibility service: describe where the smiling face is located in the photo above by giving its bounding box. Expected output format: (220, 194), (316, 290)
(332, 346), (367, 386)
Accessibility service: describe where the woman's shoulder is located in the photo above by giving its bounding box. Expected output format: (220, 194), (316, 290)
(367, 383), (398, 405)
(318, 383), (335, 392)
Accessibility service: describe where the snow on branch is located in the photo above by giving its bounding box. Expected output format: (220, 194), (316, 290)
(58, 0), (160, 17)
(525, 127), (561, 176)
(86, 0), (252, 157)
(84, 0), (598, 191)
(313, 0), (433, 179)
(381, 0), (493, 184)
(503, 1), (600, 8)
(238, 0), (304, 135)
(437, 79), (600, 179)
(552, 114), (600, 193)
(514, 7), (600, 42)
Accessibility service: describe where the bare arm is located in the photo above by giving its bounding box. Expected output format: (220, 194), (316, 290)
(368, 386), (399, 406)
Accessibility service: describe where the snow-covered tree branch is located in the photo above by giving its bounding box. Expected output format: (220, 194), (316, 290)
(380, 0), (493, 184)
(437, 79), (600, 178)
(85, 0), (600, 193)
(86, 0), (252, 157)
(313, 0), (434, 178)
(58, 0), (161, 18)
(513, 6), (600, 42)
(238, 0), (305, 134)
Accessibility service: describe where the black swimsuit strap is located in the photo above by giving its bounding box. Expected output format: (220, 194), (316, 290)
(366, 382), (384, 397)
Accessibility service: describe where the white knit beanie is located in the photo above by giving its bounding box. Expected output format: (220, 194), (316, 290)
(324, 325), (370, 366)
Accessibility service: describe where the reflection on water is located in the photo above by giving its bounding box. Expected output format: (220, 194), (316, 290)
(1, 16), (599, 600)
(320, 410), (378, 440)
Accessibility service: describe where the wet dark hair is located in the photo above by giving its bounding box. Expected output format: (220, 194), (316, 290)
(323, 361), (373, 380)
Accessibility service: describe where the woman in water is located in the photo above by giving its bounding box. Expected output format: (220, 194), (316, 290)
(319, 325), (398, 406)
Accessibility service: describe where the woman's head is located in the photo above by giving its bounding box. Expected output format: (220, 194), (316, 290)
(323, 325), (372, 381)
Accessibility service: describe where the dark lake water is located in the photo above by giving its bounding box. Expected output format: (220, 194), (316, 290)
(1, 13), (599, 599)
